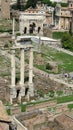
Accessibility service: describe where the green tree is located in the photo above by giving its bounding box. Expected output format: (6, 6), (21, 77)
(26, 0), (37, 8)
(61, 33), (73, 50)
(17, 0), (21, 9)
(17, 0), (24, 10)
(46, 63), (52, 70)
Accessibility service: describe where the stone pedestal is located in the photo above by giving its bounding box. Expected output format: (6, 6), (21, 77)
(29, 48), (34, 97)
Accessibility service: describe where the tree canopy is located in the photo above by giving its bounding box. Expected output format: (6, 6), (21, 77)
(25, 0), (38, 8)
(61, 33), (73, 51)
(25, 0), (68, 9)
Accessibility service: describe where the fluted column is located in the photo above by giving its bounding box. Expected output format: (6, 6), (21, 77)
(10, 49), (16, 104)
(29, 48), (34, 97)
(18, 48), (25, 103)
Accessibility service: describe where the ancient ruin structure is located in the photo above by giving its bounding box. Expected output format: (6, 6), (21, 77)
(10, 36), (34, 104)
(1, 0), (10, 19)
(68, 0), (73, 33)
(55, 111), (73, 130)
(55, 4), (71, 30)
(19, 10), (46, 35)
(55, 1), (73, 31)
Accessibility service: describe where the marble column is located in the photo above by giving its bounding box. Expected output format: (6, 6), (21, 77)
(58, 18), (60, 30)
(52, 11), (54, 25)
(29, 48), (34, 97)
(10, 49), (16, 104)
(12, 17), (15, 39)
(18, 48), (25, 103)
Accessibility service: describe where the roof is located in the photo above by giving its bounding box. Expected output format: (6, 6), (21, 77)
(16, 35), (58, 44)
(31, 36), (58, 43)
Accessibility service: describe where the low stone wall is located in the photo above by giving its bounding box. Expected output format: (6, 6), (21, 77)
(26, 114), (46, 130)
(55, 105), (68, 114)
(10, 106), (21, 115)
(16, 110), (47, 130)
(26, 100), (57, 112)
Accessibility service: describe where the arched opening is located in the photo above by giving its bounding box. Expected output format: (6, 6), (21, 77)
(33, 22), (36, 28)
(24, 27), (27, 34)
(16, 89), (20, 98)
(29, 22), (36, 34)
(25, 88), (29, 95)
(29, 24), (33, 33)
(38, 27), (41, 33)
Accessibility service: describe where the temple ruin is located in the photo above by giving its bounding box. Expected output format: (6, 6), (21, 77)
(10, 36), (34, 104)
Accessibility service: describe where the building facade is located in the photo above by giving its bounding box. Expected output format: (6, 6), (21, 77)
(68, 0), (73, 33)
(54, 3), (73, 31)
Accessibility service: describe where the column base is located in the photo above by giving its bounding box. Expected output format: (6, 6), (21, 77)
(10, 97), (13, 105)
(18, 94), (21, 103)
(10, 86), (16, 98)
(25, 92), (30, 102)
(10, 86), (16, 104)
(20, 86), (25, 97)
(29, 83), (34, 97)
(12, 35), (15, 40)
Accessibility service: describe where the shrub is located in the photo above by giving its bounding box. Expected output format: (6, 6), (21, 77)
(4, 43), (9, 48)
(46, 63), (52, 70)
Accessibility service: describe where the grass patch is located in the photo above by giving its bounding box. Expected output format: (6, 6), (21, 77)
(19, 104), (26, 112)
(57, 91), (63, 96)
(6, 109), (11, 115)
(34, 64), (51, 73)
(68, 104), (73, 110)
(52, 32), (68, 39)
(40, 45), (73, 73)
(57, 95), (73, 104)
